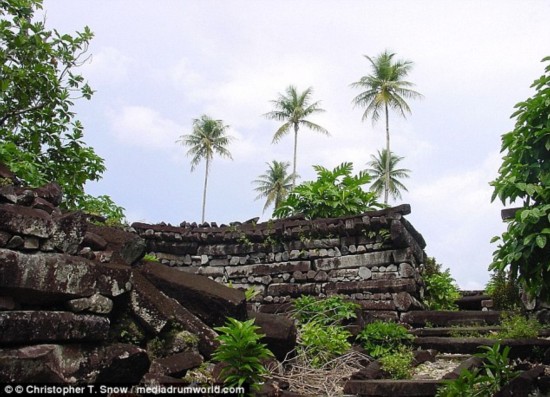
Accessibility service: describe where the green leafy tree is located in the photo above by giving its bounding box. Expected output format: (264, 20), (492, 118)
(273, 162), (382, 219)
(490, 56), (550, 301)
(351, 50), (422, 204)
(0, 0), (123, 221)
(264, 85), (329, 187)
(252, 160), (294, 213)
(177, 115), (233, 223)
(366, 149), (411, 202)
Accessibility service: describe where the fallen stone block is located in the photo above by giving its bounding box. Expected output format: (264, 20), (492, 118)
(0, 311), (109, 344)
(0, 248), (132, 304)
(401, 310), (501, 327)
(140, 262), (247, 328)
(248, 311), (297, 362)
(344, 379), (443, 396)
(0, 343), (149, 384)
(149, 351), (203, 377)
(130, 271), (219, 358)
(52, 211), (87, 255)
(66, 293), (113, 314)
(87, 223), (146, 265)
(0, 203), (53, 238)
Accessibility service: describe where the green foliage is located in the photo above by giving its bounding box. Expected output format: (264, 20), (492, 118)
(485, 269), (521, 310)
(292, 295), (357, 367)
(142, 254), (159, 262)
(78, 194), (126, 226)
(379, 346), (414, 379)
(212, 317), (274, 390)
(494, 312), (541, 339)
(357, 320), (414, 358)
(0, 0), (122, 218)
(273, 162), (382, 219)
(293, 295), (358, 326)
(490, 56), (550, 301)
(436, 343), (518, 397)
(422, 261), (461, 310)
(298, 321), (352, 367)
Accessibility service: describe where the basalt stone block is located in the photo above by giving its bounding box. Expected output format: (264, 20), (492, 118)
(494, 365), (545, 397)
(140, 262), (246, 328)
(0, 343), (149, 384)
(149, 351), (203, 377)
(81, 231), (108, 251)
(267, 283), (317, 297)
(130, 271), (219, 358)
(67, 293), (113, 314)
(87, 224), (146, 265)
(33, 182), (63, 207)
(52, 211), (86, 254)
(226, 261), (311, 278)
(0, 185), (17, 204)
(401, 310), (501, 327)
(344, 380), (443, 396)
(0, 249), (132, 304)
(0, 204), (53, 238)
(0, 311), (109, 344)
(315, 251), (393, 271)
(248, 311), (297, 361)
(325, 278), (417, 295)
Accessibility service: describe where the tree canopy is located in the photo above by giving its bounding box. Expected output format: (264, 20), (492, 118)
(0, 0), (124, 222)
(490, 56), (550, 300)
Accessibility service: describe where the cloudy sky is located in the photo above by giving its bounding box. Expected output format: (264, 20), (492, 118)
(40, 0), (550, 289)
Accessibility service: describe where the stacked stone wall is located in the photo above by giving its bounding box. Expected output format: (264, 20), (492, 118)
(133, 204), (427, 318)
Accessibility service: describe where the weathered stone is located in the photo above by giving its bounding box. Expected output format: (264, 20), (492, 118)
(325, 279), (417, 295)
(0, 311), (109, 343)
(442, 356), (484, 379)
(401, 311), (501, 327)
(350, 361), (388, 380)
(267, 283), (316, 297)
(0, 249), (132, 304)
(0, 204), (53, 238)
(315, 251), (393, 271)
(66, 293), (113, 314)
(0, 296), (16, 310)
(358, 266), (372, 280)
(31, 197), (56, 214)
(51, 211), (86, 255)
(399, 262), (415, 278)
(33, 182), (63, 207)
(393, 292), (415, 311)
(0, 230), (11, 246)
(130, 271), (219, 358)
(87, 224), (146, 265)
(81, 231), (108, 251)
(0, 185), (17, 204)
(226, 261), (310, 278)
(141, 262), (246, 328)
(149, 351), (203, 377)
(248, 311), (297, 361)
(494, 365), (545, 397)
(357, 300), (396, 311)
(6, 235), (23, 249)
(23, 236), (40, 250)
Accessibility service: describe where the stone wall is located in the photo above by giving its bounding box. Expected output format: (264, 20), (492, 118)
(132, 204), (427, 319)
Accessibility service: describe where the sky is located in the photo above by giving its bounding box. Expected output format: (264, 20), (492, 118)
(39, 0), (550, 289)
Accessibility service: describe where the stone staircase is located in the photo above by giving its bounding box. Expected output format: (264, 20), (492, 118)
(343, 296), (550, 397)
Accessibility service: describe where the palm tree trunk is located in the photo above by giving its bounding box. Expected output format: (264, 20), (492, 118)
(201, 156), (209, 223)
(384, 103), (390, 205)
(292, 124), (298, 188)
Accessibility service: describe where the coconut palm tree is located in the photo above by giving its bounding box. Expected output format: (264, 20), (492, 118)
(366, 149), (411, 202)
(177, 115), (233, 223)
(264, 85), (329, 187)
(351, 50), (422, 204)
(252, 160), (294, 214)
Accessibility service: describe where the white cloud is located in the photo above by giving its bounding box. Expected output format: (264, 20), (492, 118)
(109, 105), (182, 150)
(82, 46), (132, 84)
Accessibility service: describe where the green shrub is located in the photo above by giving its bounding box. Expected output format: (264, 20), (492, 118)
(358, 320), (414, 358)
(298, 321), (352, 367)
(423, 267), (461, 310)
(436, 343), (518, 397)
(495, 312), (541, 339)
(485, 270), (521, 310)
(273, 162), (382, 219)
(293, 295), (358, 325)
(379, 346), (414, 379)
(212, 318), (274, 390)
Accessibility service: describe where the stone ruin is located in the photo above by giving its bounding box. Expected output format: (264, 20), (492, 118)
(0, 161), (428, 385)
(133, 203), (427, 321)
